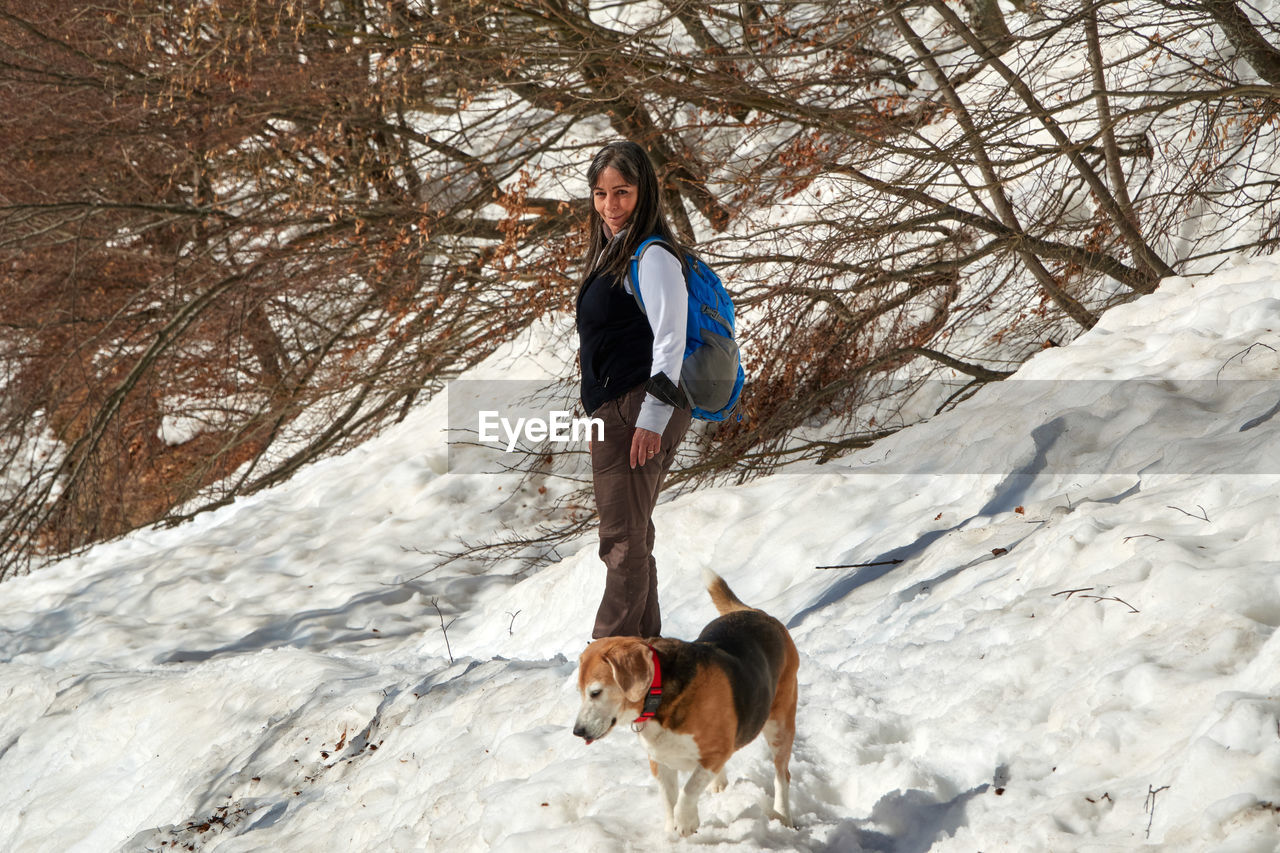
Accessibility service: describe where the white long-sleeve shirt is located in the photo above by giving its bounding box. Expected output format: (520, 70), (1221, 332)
(622, 241), (688, 434)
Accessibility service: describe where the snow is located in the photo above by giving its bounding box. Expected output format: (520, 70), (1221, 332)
(3, 255), (1280, 852)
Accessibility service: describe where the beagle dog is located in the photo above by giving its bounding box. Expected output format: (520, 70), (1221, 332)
(573, 568), (799, 836)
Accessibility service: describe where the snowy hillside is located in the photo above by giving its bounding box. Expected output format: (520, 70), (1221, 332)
(3, 255), (1280, 852)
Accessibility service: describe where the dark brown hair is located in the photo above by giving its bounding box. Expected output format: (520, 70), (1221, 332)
(581, 140), (688, 287)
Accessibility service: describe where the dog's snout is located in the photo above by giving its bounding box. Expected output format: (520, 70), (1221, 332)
(572, 724), (587, 739)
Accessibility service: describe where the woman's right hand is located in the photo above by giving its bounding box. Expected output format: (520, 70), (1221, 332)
(630, 427), (662, 469)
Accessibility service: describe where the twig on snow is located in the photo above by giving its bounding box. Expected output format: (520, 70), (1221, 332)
(1145, 784), (1170, 839)
(1216, 342), (1276, 381)
(816, 558), (904, 570)
(1052, 587), (1140, 613)
(1166, 504), (1209, 522)
(431, 597), (458, 664)
(1081, 594), (1140, 614)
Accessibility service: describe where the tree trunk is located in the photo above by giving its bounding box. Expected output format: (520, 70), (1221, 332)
(1200, 0), (1280, 86)
(964, 0), (1015, 55)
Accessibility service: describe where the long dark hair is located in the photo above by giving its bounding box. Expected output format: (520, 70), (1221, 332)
(580, 140), (688, 287)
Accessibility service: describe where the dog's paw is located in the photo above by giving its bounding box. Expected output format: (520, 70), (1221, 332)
(674, 803), (700, 836)
(710, 769), (728, 794)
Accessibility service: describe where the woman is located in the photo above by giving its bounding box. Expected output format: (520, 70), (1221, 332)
(577, 140), (693, 639)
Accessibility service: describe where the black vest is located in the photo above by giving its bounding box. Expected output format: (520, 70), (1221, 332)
(576, 266), (653, 415)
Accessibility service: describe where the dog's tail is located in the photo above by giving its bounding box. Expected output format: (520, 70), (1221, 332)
(703, 567), (752, 615)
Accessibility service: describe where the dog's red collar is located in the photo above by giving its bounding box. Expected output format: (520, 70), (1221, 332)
(633, 645), (663, 723)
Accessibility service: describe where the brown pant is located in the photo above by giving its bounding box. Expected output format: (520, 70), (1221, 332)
(590, 383), (692, 639)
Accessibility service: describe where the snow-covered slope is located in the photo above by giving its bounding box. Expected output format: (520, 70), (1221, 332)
(3, 257), (1280, 852)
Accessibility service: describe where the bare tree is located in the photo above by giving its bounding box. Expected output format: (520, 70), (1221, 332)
(2, 0), (1278, 578)
(1194, 0), (1280, 86)
(0, 0), (579, 577)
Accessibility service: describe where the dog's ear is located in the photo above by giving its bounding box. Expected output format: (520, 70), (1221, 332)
(577, 643), (593, 689)
(603, 641), (654, 704)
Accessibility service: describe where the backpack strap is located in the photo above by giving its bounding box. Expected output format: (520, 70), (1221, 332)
(634, 242), (731, 336)
(628, 235), (680, 315)
(630, 235), (692, 410)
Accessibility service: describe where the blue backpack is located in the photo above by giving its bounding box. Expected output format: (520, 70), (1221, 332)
(629, 236), (745, 421)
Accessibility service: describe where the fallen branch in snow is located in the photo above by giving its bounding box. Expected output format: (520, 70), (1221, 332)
(1216, 342), (1276, 381)
(934, 379), (987, 416)
(1081, 594), (1140, 614)
(431, 598), (458, 664)
(816, 559), (904, 570)
(394, 513), (597, 584)
(1145, 784), (1171, 839)
(1052, 588), (1140, 613)
(1123, 534), (1165, 543)
(1167, 504), (1210, 522)
(506, 610), (521, 635)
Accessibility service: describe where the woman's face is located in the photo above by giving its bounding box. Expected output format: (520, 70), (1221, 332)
(592, 166), (638, 238)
